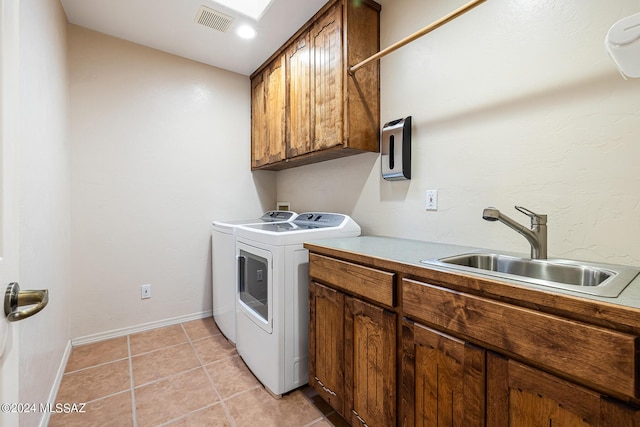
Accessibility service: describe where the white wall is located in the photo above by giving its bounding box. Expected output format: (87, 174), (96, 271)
(277, 0), (640, 266)
(18, 0), (71, 425)
(68, 26), (276, 338)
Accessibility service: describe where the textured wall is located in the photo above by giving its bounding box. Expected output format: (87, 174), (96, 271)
(277, 0), (640, 266)
(18, 0), (71, 425)
(68, 26), (275, 338)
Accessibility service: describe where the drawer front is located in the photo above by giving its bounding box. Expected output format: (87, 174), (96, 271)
(403, 278), (638, 398)
(309, 253), (395, 307)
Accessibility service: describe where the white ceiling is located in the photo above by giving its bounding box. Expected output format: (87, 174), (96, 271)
(60, 0), (329, 76)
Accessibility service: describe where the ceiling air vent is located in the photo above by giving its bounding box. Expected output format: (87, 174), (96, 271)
(195, 6), (233, 32)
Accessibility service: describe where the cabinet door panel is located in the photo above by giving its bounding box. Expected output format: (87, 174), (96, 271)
(251, 56), (286, 168)
(312, 3), (343, 151)
(309, 281), (345, 415)
(346, 296), (395, 427)
(264, 56), (286, 164)
(287, 33), (312, 158)
(487, 352), (640, 427)
(251, 74), (268, 168)
(402, 320), (485, 427)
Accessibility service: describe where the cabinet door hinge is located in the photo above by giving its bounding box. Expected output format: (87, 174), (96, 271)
(352, 410), (369, 427)
(314, 377), (337, 396)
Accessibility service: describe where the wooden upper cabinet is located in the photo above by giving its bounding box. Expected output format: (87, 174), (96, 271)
(251, 55), (286, 168)
(251, 0), (381, 171)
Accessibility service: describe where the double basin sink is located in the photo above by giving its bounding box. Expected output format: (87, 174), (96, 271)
(421, 252), (640, 298)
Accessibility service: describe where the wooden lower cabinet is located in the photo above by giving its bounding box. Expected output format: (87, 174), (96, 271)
(309, 280), (396, 427)
(401, 320), (640, 427)
(307, 247), (640, 427)
(401, 319), (486, 427)
(487, 352), (640, 427)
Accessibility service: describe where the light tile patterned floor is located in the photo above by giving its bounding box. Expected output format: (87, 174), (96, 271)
(50, 318), (350, 427)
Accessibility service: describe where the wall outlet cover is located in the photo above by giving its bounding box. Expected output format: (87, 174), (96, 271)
(426, 190), (438, 211)
(141, 284), (151, 299)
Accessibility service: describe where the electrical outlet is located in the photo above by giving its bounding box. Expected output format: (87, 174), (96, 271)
(426, 190), (438, 211)
(141, 284), (151, 299)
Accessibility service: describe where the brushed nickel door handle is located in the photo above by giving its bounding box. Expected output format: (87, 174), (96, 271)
(4, 282), (49, 322)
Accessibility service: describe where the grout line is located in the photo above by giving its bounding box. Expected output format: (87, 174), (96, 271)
(127, 335), (138, 427)
(199, 352), (242, 369)
(132, 365), (203, 389)
(128, 325), (190, 357)
(218, 384), (262, 403)
(183, 322), (238, 427)
(188, 333), (223, 345)
(64, 356), (130, 375)
(129, 340), (190, 359)
(73, 389), (131, 406)
(301, 417), (326, 427)
(201, 353), (243, 369)
(154, 402), (224, 427)
(184, 330), (223, 342)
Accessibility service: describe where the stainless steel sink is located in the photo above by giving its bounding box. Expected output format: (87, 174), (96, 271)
(421, 253), (640, 297)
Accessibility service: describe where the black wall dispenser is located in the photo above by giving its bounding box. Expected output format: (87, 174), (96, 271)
(381, 116), (411, 180)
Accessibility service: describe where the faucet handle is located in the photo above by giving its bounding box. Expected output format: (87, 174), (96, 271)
(514, 206), (547, 225)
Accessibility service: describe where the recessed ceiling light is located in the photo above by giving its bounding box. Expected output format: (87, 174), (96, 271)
(236, 25), (257, 39)
(213, 0), (273, 20)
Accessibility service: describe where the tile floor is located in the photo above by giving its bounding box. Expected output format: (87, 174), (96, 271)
(50, 317), (350, 427)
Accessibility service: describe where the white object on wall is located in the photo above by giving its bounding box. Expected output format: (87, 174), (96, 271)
(605, 12), (640, 79)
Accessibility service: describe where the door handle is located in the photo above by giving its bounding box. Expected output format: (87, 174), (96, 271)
(4, 282), (49, 322)
(238, 256), (246, 293)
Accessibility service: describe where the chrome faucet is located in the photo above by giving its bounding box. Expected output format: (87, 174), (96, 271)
(482, 206), (548, 259)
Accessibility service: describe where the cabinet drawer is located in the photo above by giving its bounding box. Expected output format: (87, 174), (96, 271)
(403, 278), (639, 398)
(309, 253), (395, 307)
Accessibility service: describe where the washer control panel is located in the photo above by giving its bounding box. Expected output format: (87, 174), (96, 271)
(293, 213), (347, 228)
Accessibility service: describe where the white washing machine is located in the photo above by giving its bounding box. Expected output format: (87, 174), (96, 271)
(234, 212), (360, 395)
(211, 211), (296, 344)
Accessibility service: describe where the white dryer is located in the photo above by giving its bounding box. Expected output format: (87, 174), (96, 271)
(234, 212), (360, 395)
(211, 211), (296, 344)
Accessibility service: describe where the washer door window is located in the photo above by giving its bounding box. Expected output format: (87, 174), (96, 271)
(238, 245), (272, 333)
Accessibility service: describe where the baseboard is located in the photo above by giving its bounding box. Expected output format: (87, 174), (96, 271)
(39, 339), (72, 427)
(71, 310), (213, 346)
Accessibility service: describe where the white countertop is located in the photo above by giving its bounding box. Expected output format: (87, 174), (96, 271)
(304, 235), (640, 310)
